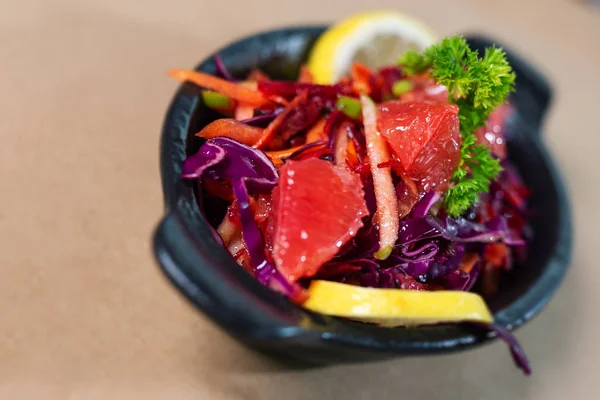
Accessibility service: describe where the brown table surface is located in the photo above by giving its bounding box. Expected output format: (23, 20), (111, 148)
(2, 0), (599, 398)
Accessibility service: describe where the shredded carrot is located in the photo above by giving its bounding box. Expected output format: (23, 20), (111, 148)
(351, 63), (373, 95)
(298, 65), (314, 83)
(346, 135), (359, 166)
(234, 104), (255, 120)
(484, 243), (509, 267)
(265, 145), (304, 166)
(265, 118), (326, 166)
(196, 118), (264, 146)
(169, 69), (269, 107)
(459, 253), (481, 274)
(253, 92), (309, 149)
(305, 118), (327, 142)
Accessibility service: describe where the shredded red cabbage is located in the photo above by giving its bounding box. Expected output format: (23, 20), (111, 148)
(325, 109), (344, 152)
(214, 54), (236, 81)
(182, 138), (304, 299)
(178, 62), (533, 375)
(286, 140), (329, 160)
(240, 109), (284, 126)
(410, 191), (441, 218)
(473, 322), (532, 375)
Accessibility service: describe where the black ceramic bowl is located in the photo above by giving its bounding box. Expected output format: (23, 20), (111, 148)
(153, 26), (572, 364)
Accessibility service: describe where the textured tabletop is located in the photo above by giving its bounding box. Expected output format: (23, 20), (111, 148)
(1, 0), (598, 398)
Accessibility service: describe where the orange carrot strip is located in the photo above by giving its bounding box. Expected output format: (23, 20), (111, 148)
(264, 118), (326, 166)
(459, 253), (481, 274)
(298, 65), (314, 83)
(305, 118), (327, 142)
(346, 140), (359, 167)
(484, 243), (509, 267)
(265, 145), (305, 166)
(253, 91), (308, 149)
(196, 118), (264, 146)
(351, 63), (373, 95)
(241, 78), (288, 106)
(361, 94), (398, 260)
(169, 69), (269, 107)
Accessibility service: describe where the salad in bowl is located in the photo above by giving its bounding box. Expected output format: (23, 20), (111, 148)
(157, 11), (570, 376)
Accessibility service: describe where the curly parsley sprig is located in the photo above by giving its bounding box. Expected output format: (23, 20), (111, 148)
(398, 35), (515, 217)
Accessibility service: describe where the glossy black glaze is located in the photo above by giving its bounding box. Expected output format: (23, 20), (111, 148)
(153, 26), (572, 363)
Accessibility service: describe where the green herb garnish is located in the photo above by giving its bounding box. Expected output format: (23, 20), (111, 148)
(398, 35), (515, 217)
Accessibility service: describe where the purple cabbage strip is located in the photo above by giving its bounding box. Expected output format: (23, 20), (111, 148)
(399, 242), (439, 260)
(402, 261), (430, 278)
(357, 261), (399, 288)
(184, 137), (277, 193)
(398, 215), (524, 247)
(240, 108), (284, 126)
(214, 54), (236, 81)
(181, 141), (226, 180)
(411, 192), (441, 218)
(463, 260), (481, 291)
(232, 180), (304, 298)
(231, 180), (271, 283)
(181, 137), (303, 297)
(345, 123), (366, 163)
(444, 216), (525, 246)
(442, 269), (470, 291)
(472, 322), (532, 376)
(326, 109), (345, 152)
(427, 244), (465, 281)
(362, 177), (377, 214)
(286, 140), (329, 160)
(398, 216), (446, 246)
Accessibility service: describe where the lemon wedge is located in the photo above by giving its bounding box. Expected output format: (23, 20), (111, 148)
(307, 10), (437, 84)
(303, 280), (493, 327)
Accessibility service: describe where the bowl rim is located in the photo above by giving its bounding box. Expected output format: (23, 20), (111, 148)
(154, 25), (573, 354)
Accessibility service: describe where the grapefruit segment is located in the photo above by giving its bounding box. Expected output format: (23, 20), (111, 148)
(377, 101), (461, 192)
(271, 158), (368, 282)
(475, 103), (512, 159)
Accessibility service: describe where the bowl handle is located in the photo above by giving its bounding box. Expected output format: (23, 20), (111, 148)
(152, 210), (308, 342)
